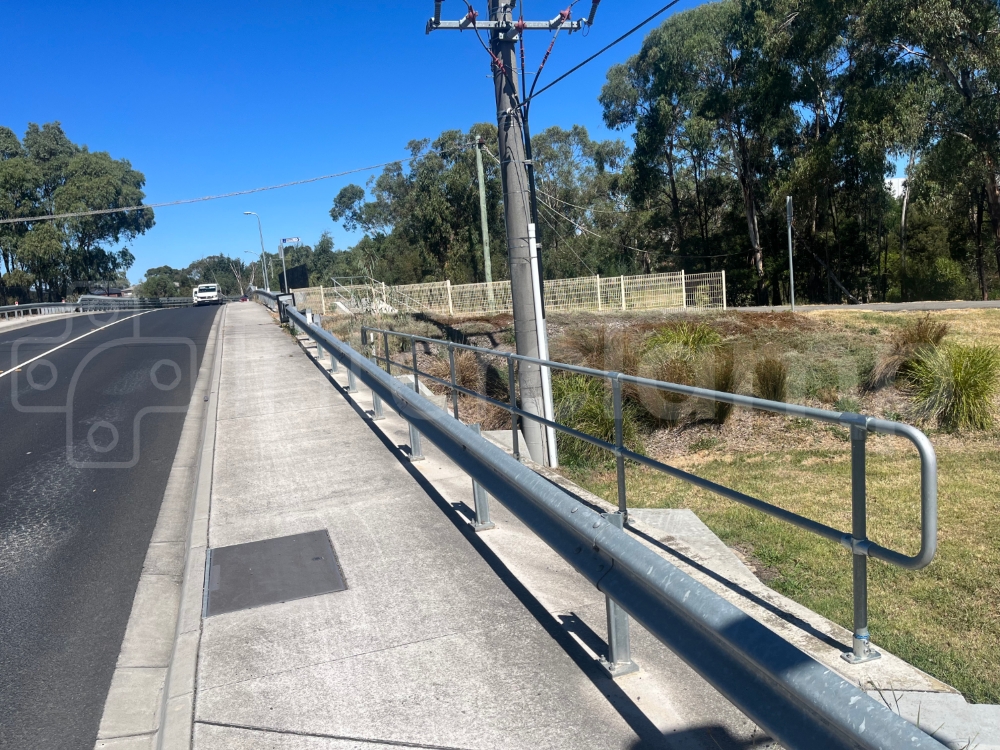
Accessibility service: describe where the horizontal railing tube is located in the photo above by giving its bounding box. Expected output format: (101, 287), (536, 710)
(293, 307), (946, 750)
(361, 325), (937, 572)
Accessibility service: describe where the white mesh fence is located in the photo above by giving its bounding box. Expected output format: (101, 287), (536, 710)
(293, 270), (725, 316)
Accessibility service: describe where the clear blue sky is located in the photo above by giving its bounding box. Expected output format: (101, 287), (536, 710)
(8, 0), (700, 282)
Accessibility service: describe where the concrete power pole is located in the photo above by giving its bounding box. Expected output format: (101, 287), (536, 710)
(427, 1), (598, 466)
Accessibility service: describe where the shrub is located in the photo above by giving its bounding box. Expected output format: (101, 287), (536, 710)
(903, 344), (1000, 430)
(645, 322), (722, 352)
(867, 315), (949, 390)
(754, 355), (788, 402)
(552, 374), (644, 467)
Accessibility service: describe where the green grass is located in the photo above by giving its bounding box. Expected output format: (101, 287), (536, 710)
(552, 373), (644, 467)
(645, 322), (722, 351)
(904, 344), (1000, 430)
(564, 442), (1000, 703)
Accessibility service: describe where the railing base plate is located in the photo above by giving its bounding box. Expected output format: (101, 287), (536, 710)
(598, 657), (640, 679)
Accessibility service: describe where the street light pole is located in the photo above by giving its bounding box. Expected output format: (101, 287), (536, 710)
(278, 241), (289, 293)
(243, 212), (270, 291)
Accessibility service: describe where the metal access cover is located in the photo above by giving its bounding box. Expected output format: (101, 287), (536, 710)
(204, 530), (346, 617)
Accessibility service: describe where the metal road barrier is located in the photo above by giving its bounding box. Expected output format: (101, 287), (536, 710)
(362, 324), (938, 668)
(0, 296), (196, 320)
(252, 290), (947, 750)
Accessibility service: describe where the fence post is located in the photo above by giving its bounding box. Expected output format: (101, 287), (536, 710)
(722, 270), (727, 310)
(596, 274), (602, 311)
(319, 286), (326, 315)
(842, 425), (880, 664)
(599, 510), (639, 678)
(620, 275), (626, 311)
(681, 270), (687, 309)
(446, 280), (454, 316)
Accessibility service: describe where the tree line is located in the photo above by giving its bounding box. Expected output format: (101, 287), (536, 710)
(325, 0), (999, 305)
(0, 123), (152, 303)
(8, 0), (996, 307)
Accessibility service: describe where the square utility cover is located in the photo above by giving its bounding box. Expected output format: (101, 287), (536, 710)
(205, 530), (346, 617)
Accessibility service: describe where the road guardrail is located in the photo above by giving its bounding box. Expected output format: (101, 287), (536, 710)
(252, 290), (947, 750)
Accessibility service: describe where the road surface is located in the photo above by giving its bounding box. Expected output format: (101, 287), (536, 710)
(0, 306), (218, 749)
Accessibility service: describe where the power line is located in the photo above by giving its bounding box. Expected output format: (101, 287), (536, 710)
(0, 142), (477, 226)
(522, 0), (683, 107)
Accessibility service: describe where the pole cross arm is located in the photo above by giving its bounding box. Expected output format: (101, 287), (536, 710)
(426, 18), (586, 34)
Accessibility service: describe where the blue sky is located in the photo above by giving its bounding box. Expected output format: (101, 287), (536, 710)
(8, 0), (702, 282)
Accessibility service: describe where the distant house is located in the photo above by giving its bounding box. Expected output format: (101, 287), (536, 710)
(122, 287), (136, 298)
(89, 287), (124, 297)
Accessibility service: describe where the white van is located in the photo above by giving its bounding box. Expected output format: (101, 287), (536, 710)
(193, 284), (222, 305)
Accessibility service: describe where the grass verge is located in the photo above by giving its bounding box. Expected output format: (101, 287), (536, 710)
(562, 434), (1000, 704)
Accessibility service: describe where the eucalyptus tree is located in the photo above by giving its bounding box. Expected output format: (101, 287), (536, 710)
(0, 122), (153, 302)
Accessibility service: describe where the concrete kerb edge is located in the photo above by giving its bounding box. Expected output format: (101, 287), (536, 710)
(156, 303), (227, 750)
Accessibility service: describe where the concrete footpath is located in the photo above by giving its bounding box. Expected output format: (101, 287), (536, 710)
(185, 302), (779, 750)
(176, 301), (997, 750)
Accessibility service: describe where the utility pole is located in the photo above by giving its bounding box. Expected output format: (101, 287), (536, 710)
(428, 0), (599, 466)
(475, 137), (495, 309)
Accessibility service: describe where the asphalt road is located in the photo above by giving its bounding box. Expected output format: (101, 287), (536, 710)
(0, 306), (219, 749)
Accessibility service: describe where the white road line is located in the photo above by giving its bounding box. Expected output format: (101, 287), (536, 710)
(0, 310), (155, 379)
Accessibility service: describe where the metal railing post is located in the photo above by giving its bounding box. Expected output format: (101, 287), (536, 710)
(470, 424), (495, 531)
(347, 362), (358, 393)
(383, 331), (391, 375)
(369, 356), (385, 420)
(612, 376), (628, 520)
(508, 357), (520, 461)
(408, 336), (424, 461)
(843, 424), (880, 664)
(600, 511), (639, 678)
(449, 344), (459, 419)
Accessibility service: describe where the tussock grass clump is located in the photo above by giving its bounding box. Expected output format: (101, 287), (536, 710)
(712, 347), (737, 425)
(552, 374), (644, 467)
(636, 349), (696, 425)
(645, 322), (722, 352)
(903, 344), (1000, 430)
(754, 355), (788, 403)
(555, 326), (642, 376)
(867, 315), (950, 390)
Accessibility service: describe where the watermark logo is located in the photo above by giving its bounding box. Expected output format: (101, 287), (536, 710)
(10, 313), (197, 469)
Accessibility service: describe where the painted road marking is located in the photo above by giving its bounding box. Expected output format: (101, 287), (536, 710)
(0, 311), (155, 380)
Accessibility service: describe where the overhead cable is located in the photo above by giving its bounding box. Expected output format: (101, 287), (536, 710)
(0, 143), (477, 226)
(521, 0), (683, 107)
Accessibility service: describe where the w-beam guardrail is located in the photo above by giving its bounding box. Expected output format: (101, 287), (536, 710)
(0, 296), (196, 321)
(253, 289), (947, 750)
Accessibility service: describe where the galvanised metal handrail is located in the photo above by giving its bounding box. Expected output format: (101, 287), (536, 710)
(361, 324), (937, 666)
(267, 299), (947, 750)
